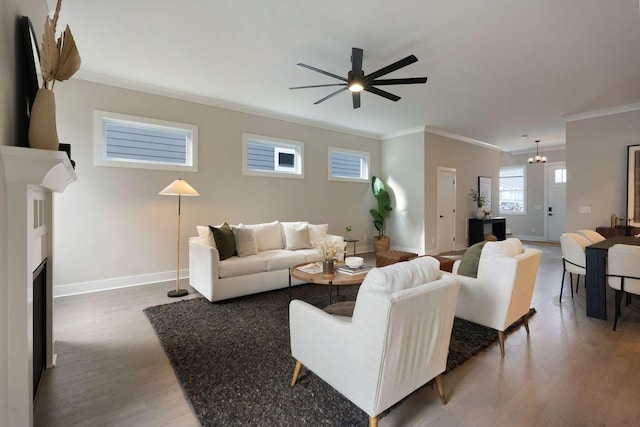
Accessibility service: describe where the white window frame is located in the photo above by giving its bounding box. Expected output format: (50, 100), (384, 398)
(328, 147), (370, 183)
(499, 166), (527, 215)
(242, 133), (304, 179)
(93, 110), (198, 172)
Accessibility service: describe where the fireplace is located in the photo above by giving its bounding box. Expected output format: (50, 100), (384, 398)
(1, 146), (76, 427)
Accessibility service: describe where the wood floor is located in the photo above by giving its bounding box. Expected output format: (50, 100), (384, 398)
(34, 244), (640, 426)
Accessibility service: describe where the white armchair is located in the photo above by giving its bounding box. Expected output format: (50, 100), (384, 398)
(607, 244), (640, 331)
(450, 238), (541, 357)
(289, 257), (460, 427)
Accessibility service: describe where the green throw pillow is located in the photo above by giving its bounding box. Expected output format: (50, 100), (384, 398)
(209, 223), (236, 260)
(457, 241), (486, 278)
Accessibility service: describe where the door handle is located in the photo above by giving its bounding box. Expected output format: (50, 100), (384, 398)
(548, 213), (553, 216)
(439, 215), (444, 218)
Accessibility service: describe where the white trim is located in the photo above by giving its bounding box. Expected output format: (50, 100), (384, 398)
(381, 126), (426, 140)
(93, 110), (198, 172)
(563, 103), (640, 122)
(425, 127), (502, 151)
(54, 268), (190, 297)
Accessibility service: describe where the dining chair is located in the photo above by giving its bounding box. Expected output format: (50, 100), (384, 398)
(577, 229), (606, 244)
(606, 244), (640, 331)
(559, 233), (591, 303)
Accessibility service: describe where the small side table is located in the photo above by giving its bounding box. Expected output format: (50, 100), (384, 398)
(344, 239), (359, 258)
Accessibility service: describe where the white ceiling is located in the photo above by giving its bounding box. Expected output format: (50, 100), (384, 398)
(46, 0), (640, 152)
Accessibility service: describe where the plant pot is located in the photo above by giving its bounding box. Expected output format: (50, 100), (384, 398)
(28, 88), (59, 150)
(322, 259), (336, 275)
(373, 236), (390, 254)
(475, 207), (485, 219)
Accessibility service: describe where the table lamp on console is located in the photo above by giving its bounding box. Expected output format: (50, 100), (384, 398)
(159, 178), (199, 297)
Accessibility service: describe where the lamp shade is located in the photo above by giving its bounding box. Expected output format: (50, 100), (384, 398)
(159, 178), (199, 196)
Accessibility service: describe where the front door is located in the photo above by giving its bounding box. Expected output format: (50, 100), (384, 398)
(546, 162), (567, 241)
(437, 167), (456, 253)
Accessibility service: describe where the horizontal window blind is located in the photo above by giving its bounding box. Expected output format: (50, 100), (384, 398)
(331, 151), (363, 178)
(246, 141), (275, 171)
(105, 121), (189, 164)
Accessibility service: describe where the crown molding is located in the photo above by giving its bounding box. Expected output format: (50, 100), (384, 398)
(563, 103), (640, 122)
(72, 71), (383, 140)
(381, 126), (426, 140)
(425, 127), (502, 151)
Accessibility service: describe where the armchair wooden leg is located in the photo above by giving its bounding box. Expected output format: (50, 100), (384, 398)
(498, 331), (505, 357)
(435, 374), (447, 404)
(291, 360), (302, 386)
(522, 315), (530, 334)
(369, 415), (378, 427)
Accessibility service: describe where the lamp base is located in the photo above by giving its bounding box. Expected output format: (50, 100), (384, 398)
(167, 288), (189, 298)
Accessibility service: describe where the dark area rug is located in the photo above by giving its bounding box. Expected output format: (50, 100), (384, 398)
(144, 284), (534, 426)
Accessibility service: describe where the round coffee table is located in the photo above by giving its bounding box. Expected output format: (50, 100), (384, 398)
(289, 262), (369, 305)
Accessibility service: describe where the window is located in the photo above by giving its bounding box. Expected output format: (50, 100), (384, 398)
(329, 147), (369, 182)
(93, 111), (197, 172)
(499, 166), (526, 214)
(555, 168), (567, 184)
(243, 133), (304, 178)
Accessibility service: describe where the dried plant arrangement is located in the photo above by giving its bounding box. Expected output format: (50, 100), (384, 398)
(40, 0), (81, 90)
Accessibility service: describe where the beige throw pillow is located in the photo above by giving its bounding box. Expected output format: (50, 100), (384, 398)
(232, 225), (258, 257)
(282, 222), (311, 250)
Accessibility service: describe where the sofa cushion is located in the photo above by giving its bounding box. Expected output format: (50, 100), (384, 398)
(362, 256), (440, 294)
(308, 223), (329, 245)
(282, 222), (312, 250)
(296, 248), (322, 262)
(256, 250), (307, 271)
(232, 225), (258, 257)
(218, 255), (267, 279)
(246, 221), (284, 251)
(197, 225), (217, 248)
(209, 223), (236, 260)
(482, 238), (523, 258)
(457, 241), (486, 278)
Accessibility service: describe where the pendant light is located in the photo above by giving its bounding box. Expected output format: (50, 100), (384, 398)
(528, 140), (547, 164)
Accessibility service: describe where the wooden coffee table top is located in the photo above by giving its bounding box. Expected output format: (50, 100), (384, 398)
(290, 262), (369, 285)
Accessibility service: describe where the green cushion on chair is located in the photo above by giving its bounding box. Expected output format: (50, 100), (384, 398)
(457, 241), (486, 278)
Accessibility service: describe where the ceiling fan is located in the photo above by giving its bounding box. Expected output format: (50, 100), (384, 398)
(290, 47), (428, 109)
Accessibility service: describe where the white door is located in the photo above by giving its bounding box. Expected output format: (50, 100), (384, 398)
(546, 162), (567, 241)
(437, 167), (456, 253)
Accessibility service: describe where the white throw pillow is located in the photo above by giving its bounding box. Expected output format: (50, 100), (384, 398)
(362, 256), (440, 294)
(482, 238), (524, 258)
(232, 225), (258, 257)
(196, 225), (217, 248)
(246, 221), (283, 251)
(282, 222), (311, 250)
(308, 223), (329, 245)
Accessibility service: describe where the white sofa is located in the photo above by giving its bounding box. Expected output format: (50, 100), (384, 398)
(189, 220), (344, 302)
(447, 238), (542, 356)
(290, 256), (460, 427)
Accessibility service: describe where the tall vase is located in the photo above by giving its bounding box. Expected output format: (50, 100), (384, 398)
(28, 88), (59, 150)
(476, 207), (485, 219)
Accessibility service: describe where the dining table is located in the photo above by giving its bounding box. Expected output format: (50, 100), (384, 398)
(585, 236), (640, 319)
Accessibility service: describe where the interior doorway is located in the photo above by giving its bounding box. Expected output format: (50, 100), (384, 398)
(437, 167), (456, 253)
(546, 162), (567, 241)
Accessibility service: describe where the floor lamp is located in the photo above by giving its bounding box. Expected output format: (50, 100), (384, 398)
(160, 178), (199, 297)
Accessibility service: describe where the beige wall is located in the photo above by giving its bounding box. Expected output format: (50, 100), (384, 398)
(566, 110), (640, 231)
(382, 131), (425, 253)
(425, 132), (502, 252)
(52, 79), (380, 291)
(1, 0), (48, 423)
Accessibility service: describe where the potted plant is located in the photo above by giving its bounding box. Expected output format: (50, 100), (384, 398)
(469, 189), (487, 219)
(370, 176), (393, 253)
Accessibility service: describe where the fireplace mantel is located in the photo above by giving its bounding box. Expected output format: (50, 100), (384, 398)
(1, 145), (76, 191)
(1, 145), (77, 427)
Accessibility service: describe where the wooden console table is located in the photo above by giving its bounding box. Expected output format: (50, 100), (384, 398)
(468, 217), (506, 246)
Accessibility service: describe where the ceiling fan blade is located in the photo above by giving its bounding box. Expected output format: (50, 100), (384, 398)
(297, 63), (347, 82)
(290, 83), (347, 90)
(370, 77), (428, 86)
(364, 55), (418, 81)
(364, 86), (401, 102)
(314, 87), (348, 104)
(351, 48), (363, 74)
(352, 92), (361, 109)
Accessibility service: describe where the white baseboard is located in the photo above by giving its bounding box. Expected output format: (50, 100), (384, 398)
(54, 269), (189, 298)
(512, 234), (547, 242)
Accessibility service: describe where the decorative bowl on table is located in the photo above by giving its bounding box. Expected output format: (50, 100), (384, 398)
(345, 256), (364, 269)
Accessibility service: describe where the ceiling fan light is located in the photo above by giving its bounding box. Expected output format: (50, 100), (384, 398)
(348, 82), (364, 92)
